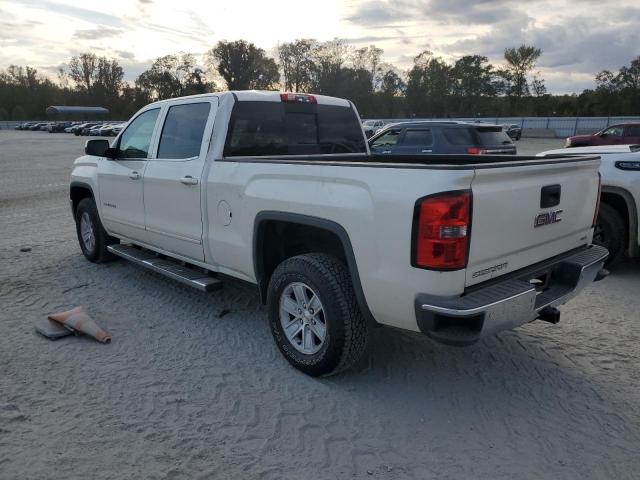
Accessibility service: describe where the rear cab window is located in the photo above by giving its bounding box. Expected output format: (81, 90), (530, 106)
(224, 101), (366, 157)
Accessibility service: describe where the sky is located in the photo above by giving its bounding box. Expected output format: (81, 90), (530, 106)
(1, 0), (639, 94)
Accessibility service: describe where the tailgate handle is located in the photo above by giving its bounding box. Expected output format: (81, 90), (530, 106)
(541, 184), (561, 208)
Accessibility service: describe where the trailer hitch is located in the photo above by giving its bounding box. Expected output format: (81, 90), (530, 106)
(537, 306), (561, 324)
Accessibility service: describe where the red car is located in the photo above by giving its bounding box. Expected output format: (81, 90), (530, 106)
(566, 123), (640, 147)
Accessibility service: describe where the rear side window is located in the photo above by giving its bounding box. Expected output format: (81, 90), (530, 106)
(158, 103), (211, 159)
(443, 128), (474, 145)
(626, 125), (640, 137)
(224, 101), (366, 157)
(401, 129), (433, 146)
(474, 127), (512, 146)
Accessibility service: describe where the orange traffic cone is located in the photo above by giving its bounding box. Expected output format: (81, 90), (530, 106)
(48, 306), (111, 344)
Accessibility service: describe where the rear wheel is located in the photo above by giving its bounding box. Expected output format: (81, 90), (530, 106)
(75, 198), (118, 263)
(593, 202), (626, 266)
(267, 253), (368, 376)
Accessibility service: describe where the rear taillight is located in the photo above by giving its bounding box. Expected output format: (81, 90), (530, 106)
(412, 190), (472, 270)
(593, 172), (602, 227)
(467, 147), (487, 155)
(280, 93), (317, 103)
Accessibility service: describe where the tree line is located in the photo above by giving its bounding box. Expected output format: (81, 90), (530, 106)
(0, 38), (638, 120)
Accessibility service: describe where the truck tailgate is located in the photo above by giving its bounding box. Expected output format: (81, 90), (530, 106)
(466, 158), (601, 286)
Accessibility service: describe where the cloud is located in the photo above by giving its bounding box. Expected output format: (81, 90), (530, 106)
(73, 25), (123, 40)
(345, 0), (526, 27)
(344, 0), (414, 26)
(17, 0), (125, 28)
(115, 50), (135, 60)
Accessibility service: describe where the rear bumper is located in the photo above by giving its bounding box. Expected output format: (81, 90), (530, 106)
(415, 245), (609, 346)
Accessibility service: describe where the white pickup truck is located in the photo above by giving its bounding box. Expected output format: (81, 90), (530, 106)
(70, 91), (608, 376)
(538, 145), (640, 265)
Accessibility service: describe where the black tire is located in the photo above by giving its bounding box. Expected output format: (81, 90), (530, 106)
(75, 198), (118, 263)
(267, 253), (368, 376)
(594, 202), (626, 267)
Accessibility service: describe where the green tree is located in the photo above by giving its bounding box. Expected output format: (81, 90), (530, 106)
(450, 55), (497, 115)
(406, 51), (452, 117)
(502, 45), (542, 99)
(208, 40), (279, 90)
(278, 39), (315, 92)
(136, 54), (212, 101)
(352, 45), (384, 89)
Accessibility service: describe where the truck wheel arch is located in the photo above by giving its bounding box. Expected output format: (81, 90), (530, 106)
(601, 187), (639, 257)
(70, 182), (95, 214)
(253, 212), (376, 324)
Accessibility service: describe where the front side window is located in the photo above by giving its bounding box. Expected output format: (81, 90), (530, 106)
(157, 103), (211, 159)
(371, 129), (401, 148)
(603, 126), (624, 137)
(119, 108), (160, 159)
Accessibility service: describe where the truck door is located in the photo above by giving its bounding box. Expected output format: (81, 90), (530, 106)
(142, 98), (217, 262)
(97, 108), (161, 243)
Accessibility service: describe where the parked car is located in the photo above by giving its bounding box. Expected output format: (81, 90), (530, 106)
(15, 122), (36, 130)
(566, 123), (640, 148)
(538, 144), (640, 265)
(82, 124), (104, 136)
(89, 124), (118, 136)
(110, 124), (124, 136)
(362, 119), (386, 138)
(28, 122), (48, 131)
(48, 121), (73, 133)
(504, 123), (522, 140)
(71, 91), (607, 376)
(368, 121), (517, 155)
(73, 123), (100, 136)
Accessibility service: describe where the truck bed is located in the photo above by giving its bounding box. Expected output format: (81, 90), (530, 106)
(220, 153), (599, 168)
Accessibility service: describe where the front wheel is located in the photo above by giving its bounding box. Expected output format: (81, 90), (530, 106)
(594, 202), (626, 267)
(267, 253), (368, 376)
(75, 198), (118, 263)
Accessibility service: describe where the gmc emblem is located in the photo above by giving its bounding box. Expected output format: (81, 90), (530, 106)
(534, 209), (563, 228)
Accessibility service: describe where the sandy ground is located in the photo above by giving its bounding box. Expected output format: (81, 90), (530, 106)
(1, 131), (639, 480)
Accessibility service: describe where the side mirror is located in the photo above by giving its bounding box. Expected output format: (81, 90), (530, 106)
(85, 139), (110, 157)
(600, 132), (608, 137)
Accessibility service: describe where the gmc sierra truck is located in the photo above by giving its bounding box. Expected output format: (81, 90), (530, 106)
(70, 91), (608, 376)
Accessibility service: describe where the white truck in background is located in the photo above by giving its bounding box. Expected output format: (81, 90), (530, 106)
(70, 91), (608, 376)
(539, 145), (640, 265)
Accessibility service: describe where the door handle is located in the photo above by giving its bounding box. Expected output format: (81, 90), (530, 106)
(421, 149), (433, 153)
(381, 150), (392, 154)
(129, 171), (141, 180)
(180, 176), (199, 186)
